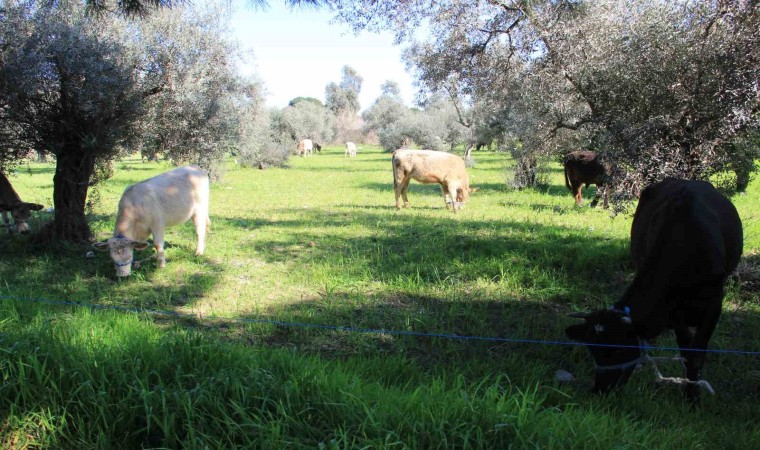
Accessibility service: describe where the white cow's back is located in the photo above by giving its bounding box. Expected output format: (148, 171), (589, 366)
(117, 165), (209, 238)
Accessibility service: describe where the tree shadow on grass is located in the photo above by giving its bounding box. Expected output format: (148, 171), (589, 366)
(0, 230), (225, 313)
(224, 208), (632, 300)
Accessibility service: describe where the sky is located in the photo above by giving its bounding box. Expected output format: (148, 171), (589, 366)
(230, 2), (418, 111)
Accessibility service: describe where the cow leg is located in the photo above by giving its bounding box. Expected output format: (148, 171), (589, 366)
(446, 182), (461, 210)
(394, 175), (404, 208)
(590, 188), (600, 208)
(1, 211), (12, 234)
(152, 228), (167, 268)
(399, 177), (411, 208)
(674, 301), (721, 403)
(572, 183), (583, 206)
(441, 185), (453, 209)
(193, 211), (209, 256)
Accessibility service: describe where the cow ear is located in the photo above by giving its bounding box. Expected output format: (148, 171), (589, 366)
(92, 241), (109, 251)
(26, 203), (44, 211)
(133, 241), (150, 251)
(565, 323), (588, 341)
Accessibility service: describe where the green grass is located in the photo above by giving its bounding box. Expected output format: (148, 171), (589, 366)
(0, 146), (758, 449)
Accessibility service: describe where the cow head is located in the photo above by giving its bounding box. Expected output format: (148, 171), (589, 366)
(92, 235), (150, 277)
(455, 186), (479, 208)
(0, 201), (44, 234)
(565, 309), (640, 392)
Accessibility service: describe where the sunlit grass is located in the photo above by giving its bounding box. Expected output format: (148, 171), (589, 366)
(0, 146), (758, 448)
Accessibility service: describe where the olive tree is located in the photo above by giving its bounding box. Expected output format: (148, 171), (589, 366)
(281, 101), (335, 146)
(362, 89), (411, 151)
(325, 65), (363, 143)
(0, 0), (256, 241)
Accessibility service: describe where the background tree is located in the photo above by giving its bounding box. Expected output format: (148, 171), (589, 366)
(325, 65), (363, 143)
(235, 107), (292, 168)
(288, 96), (324, 108)
(380, 80), (402, 99)
(362, 86), (411, 151)
(280, 100), (335, 147)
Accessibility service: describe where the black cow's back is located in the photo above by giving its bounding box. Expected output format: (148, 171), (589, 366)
(631, 178), (743, 282)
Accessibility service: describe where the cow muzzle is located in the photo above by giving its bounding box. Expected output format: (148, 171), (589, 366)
(114, 259), (134, 277)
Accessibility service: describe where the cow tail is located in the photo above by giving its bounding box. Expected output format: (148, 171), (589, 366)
(391, 152), (398, 189)
(564, 161), (571, 190)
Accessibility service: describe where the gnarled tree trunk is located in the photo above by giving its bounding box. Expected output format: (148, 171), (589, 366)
(43, 147), (96, 242)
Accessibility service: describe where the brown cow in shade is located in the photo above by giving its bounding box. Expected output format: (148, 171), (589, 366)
(0, 172), (44, 234)
(566, 178), (743, 403)
(564, 151), (610, 208)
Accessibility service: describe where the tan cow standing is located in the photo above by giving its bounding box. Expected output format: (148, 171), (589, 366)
(297, 139), (314, 157)
(392, 149), (475, 210)
(0, 172), (44, 234)
(93, 165), (210, 277)
(345, 142), (357, 157)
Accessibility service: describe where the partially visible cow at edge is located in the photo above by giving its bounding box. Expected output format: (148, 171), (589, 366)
(0, 172), (44, 234)
(566, 178), (743, 403)
(563, 151), (610, 208)
(392, 149), (476, 211)
(93, 165), (211, 277)
(297, 139), (314, 157)
(345, 142), (357, 157)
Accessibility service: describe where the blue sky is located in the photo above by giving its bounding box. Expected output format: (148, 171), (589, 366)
(230, 2), (418, 111)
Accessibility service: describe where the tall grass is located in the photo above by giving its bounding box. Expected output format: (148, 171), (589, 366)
(0, 147), (758, 448)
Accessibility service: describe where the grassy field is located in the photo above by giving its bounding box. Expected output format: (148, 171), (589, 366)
(0, 145), (758, 448)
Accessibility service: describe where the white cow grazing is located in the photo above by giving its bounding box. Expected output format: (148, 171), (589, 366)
(93, 165), (210, 277)
(345, 142), (357, 157)
(392, 149), (476, 211)
(298, 139), (314, 157)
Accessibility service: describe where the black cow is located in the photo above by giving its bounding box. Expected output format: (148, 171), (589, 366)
(0, 172), (44, 234)
(566, 178), (743, 402)
(563, 151), (610, 208)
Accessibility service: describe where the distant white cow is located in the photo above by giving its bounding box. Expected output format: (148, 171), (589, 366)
(93, 165), (211, 277)
(297, 139), (314, 157)
(0, 172), (44, 234)
(392, 149), (476, 211)
(345, 142), (357, 157)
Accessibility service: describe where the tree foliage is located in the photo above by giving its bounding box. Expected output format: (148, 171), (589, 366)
(0, 0), (259, 241)
(334, 0), (760, 197)
(325, 65), (363, 115)
(281, 101), (335, 145)
(325, 65), (363, 142)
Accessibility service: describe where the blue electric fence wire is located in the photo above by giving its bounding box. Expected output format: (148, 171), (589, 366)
(1, 294), (759, 355)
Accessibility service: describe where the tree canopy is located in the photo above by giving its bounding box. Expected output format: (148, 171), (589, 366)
(0, 0), (260, 241)
(334, 0), (760, 197)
